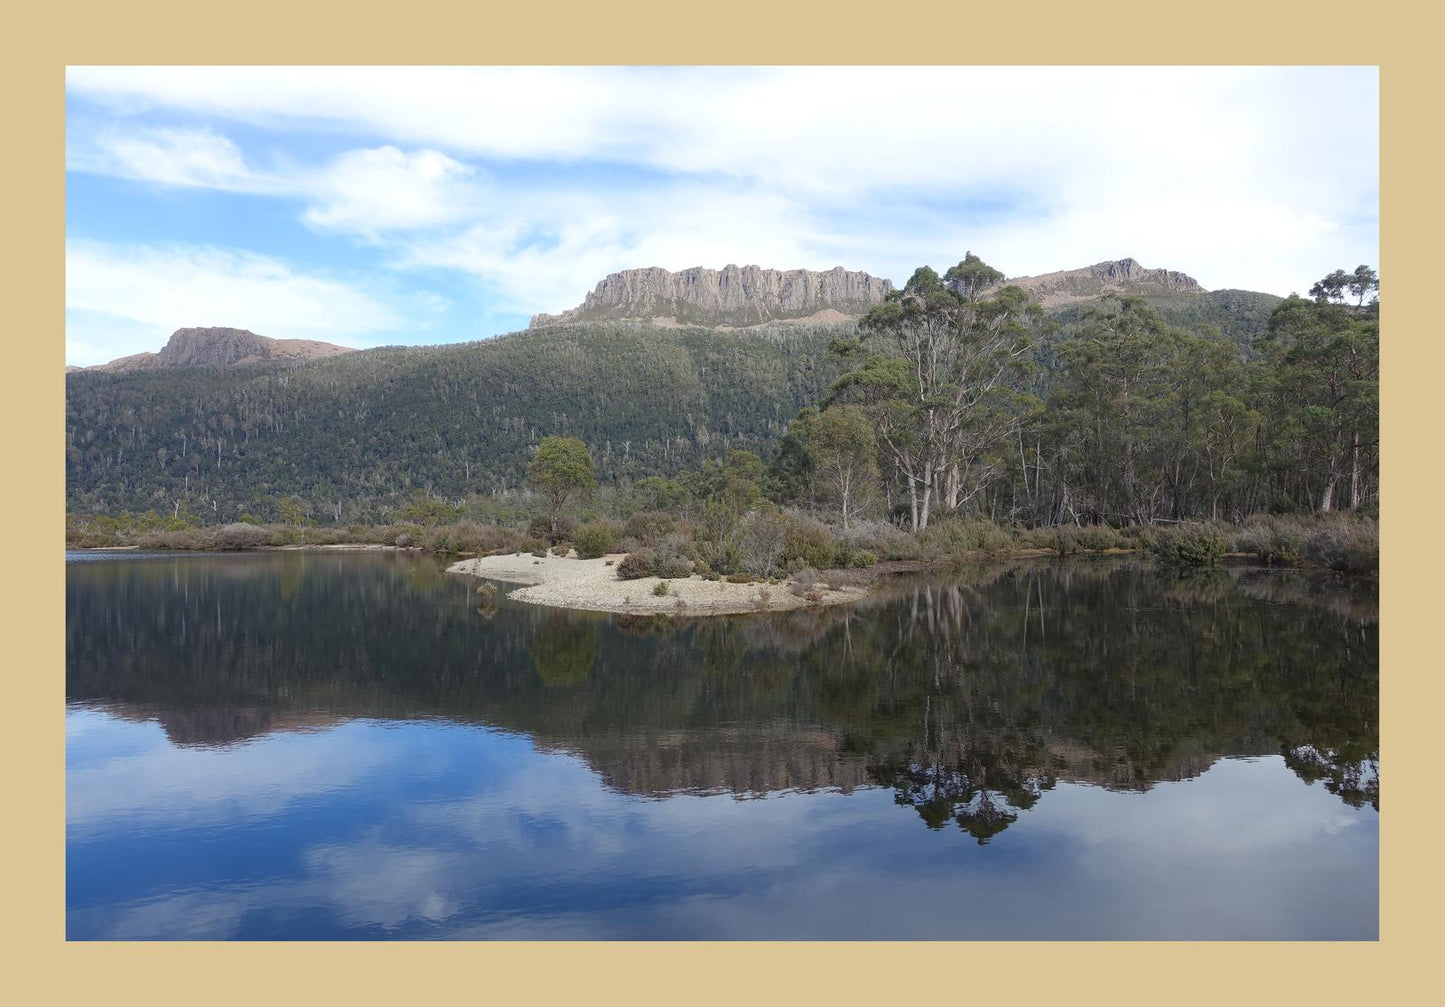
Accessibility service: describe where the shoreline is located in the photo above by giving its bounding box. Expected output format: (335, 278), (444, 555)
(447, 552), (869, 616)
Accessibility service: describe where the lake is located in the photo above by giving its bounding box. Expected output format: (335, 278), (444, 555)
(65, 550), (1378, 939)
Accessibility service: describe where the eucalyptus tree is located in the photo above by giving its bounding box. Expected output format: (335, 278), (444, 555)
(1257, 286), (1379, 512)
(810, 404), (879, 529)
(832, 254), (1043, 531)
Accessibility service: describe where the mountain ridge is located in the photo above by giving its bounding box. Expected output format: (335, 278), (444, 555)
(529, 264), (895, 329)
(987, 257), (1205, 307)
(78, 327), (355, 373)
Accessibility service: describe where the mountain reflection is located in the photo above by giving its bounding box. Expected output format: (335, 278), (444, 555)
(67, 552), (1379, 841)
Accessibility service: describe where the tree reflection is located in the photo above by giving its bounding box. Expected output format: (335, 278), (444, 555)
(67, 553), (1378, 832)
(528, 615), (599, 687)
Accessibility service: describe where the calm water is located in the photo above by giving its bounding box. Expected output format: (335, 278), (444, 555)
(66, 550), (1378, 940)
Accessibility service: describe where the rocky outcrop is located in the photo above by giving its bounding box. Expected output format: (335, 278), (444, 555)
(987, 258), (1203, 308)
(530, 265), (894, 329)
(79, 327), (354, 373)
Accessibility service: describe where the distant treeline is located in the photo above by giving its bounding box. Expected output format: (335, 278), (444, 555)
(65, 255), (1373, 532)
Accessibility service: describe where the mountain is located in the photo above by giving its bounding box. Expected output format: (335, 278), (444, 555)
(80, 327), (355, 373)
(530, 265), (894, 329)
(989, 257), (1204, 307)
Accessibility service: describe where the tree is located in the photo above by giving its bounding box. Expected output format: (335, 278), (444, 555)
(527, 436), (596, 537)
(1309, 269), (1351, 304)
(836, 255), (1043, 530)
(811, 404), (878, 529)
(943, 250), (1005, 300)
(1348, 265), (1379, 307)
(1258, 281), (1378, 512)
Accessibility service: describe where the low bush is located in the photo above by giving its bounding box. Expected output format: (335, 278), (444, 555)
(920, 519), (1016, 558)
(1147, 522), (1228, 567)
(838, 519), (917, 562)
(733, 509), (791, 578)
(212, 522), (273, 551)
(1303, 517), (1378, 574)
(616, 550), (655, 580)
(782, 515), (840, 571)
(1234, 517), (1307, 567)
(651, 581), (669, 596)
(419, 521), (522, 555)
(573, 520), (623, 559)
(1074, 524), (1125, 552)
(789, 567), (820, 597)
(624, 510), (676, 546)
(551, 542), (573, 557)
(652, 549), (694, 579)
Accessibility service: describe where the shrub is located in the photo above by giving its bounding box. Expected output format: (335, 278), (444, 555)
(551, 542), (573, 557)
(733, 509), (791, 578)
(394, 532), (415, 548)
(531, 548), (548, 558)
(1148, 522), (1228, 567)
(475, 582), (498, 600)
(725, 572), (754, 584)
(1074, 524), (1125, 552)
(920, 519), (1015, 557)
(843, 519), (919, 562)
(617, 550), (655, 580)
(652, 549), (694, 579)
(212, 522), (272, 551)
(1049, 525), (1123, 556)
(573, 520), (623, 559)
(528, 514), (575, 545)
(624, 510), (675, 546)
(782, 516), (840, 570)
(1303, 517), (1378, 575)
(789, 567), (820, 597)
(1234, 518), (1307, 567)
(651, 581), (669, 596)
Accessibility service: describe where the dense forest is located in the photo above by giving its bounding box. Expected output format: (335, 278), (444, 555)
(65, 258), (1330, 531)
(772, 261), (1378, 531)
(65, 323), (846, 522)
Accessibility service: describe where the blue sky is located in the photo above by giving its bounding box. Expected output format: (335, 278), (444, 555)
(64, 66), (1379, 366)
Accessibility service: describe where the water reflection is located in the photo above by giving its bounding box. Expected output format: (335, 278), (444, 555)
(67, 553), (1379, 816)
(66, 551), (1378, 938)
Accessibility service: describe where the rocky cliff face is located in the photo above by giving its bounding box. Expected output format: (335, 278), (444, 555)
(530, 265), (895, 329)
(81, 327), (354, 373)
(988, 258), (1203, 308)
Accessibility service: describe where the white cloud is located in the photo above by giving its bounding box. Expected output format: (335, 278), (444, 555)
(64, 66), (1379, 322)
(65, 241), (401, 364)
(73, 125), (274, 192)
(301, 146), (483, 237)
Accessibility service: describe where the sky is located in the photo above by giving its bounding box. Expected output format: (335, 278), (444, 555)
(64, 66), (1379, 367)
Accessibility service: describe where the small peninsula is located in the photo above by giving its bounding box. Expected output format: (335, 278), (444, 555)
(447, 552), (867, 616)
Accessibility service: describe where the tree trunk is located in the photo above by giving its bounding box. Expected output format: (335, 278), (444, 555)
(1350, 430), (1361, 510)
(1319, 471), (1337, 513)
(943, 464), (960, 510)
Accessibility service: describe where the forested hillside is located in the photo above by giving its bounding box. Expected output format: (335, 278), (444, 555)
(65, 322), (851, 521)
(64, 267), (1297, 525)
